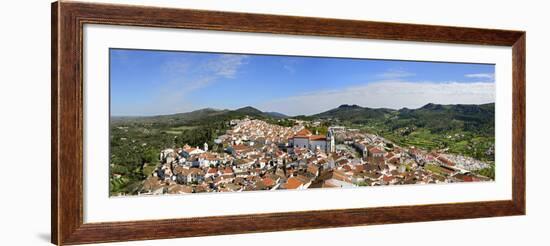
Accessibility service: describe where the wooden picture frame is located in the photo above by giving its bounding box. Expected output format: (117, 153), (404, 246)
(51, 1), (525, 245)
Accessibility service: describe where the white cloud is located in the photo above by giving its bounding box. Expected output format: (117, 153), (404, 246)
(128, 54), (249, 115)
(164, 54), (248, 88)
(376, 69), (415, 79)
(208, 54), (248, 78)
(258, 81), (495, 116)
(465, 73), (495, 80)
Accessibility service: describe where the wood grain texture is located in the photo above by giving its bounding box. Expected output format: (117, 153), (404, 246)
(512, 34), (526, 213)
(52, 1), (85, 244)
(51, 1), (526, 245)
(63, 201), (519, 245)
(64, 1), (524, 46)
(51, 2), (59, 244)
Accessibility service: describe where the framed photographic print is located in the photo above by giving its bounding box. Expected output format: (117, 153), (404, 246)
(51, 1), (525, 245)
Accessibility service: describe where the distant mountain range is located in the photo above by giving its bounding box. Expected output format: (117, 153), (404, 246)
(112, 103), (494, 135)
(111, 106), (287, 125)
(313, 102), (495, 134)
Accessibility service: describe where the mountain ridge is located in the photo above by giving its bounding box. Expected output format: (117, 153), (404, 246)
(111, 103), (495, 136)
(113, 102), (495, 119)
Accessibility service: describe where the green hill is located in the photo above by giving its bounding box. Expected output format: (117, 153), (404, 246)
(111, 106), (275, 126)
(312, 103), (494, 135)
(311, 103), (494, 162)
(313, 104), (393, 123)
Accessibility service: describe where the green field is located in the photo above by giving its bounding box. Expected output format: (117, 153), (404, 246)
(359, 124), (494, 162)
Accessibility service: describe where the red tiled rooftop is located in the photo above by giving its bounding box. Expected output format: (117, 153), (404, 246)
(369, 147), (385, 154)
(223, 167), (234, 174)
(342, 165), (352, 172)
(294, 128), (312, 137)
(309, 135), (327, 141)
(437, 156), (455, 166)
(232, 144), (249, 151)
(284, 177), (303, 189)
(262, 177), (276, 187)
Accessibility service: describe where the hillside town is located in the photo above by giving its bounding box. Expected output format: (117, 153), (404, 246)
(139, 118), (492, 195)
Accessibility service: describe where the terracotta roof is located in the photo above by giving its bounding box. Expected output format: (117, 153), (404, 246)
(223, 167), (234, 174)
(454, 173), (474, 182)
(383, 175), (394, 182)
(232, 144), (249, 151)
(294, 128), (312, 137)
(194, 185), (208, 193)
(184, 147), (197, 153)
(295, 174), (312, 184)
(201, 153), (218, 160)
(283, 177), (303, 189)
(173, 166), (189, 175)
(369, 147), (385, 154)
(167, 184), (193, 194)
(262, 177), (276, 187)
(365, 172), (383, 180)
(307, 164), (319, 174)
(188, 168), (204, 175)
(437, 156), (455, 166)
(309, 135), (327, 141)
(334, 169), (350, 180)
(309, 181), (338, 188)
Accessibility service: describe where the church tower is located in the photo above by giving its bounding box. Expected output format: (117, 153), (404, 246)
(328, 130), (335, 152)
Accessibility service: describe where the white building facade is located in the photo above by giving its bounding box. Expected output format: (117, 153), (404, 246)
(289, 128), (335, 153)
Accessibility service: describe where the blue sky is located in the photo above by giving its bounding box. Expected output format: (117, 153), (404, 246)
(110, 48), (495, 116)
